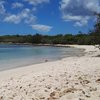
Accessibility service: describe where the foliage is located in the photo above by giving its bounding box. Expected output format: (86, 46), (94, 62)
(0, 33), (96, 45)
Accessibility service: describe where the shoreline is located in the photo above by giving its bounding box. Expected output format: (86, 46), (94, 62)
(0, 45), (99, 80)
(0, 43), (71, 48)
(0, 45), (85, 77)
(0, 45), (85, 72)
(0, 45), (100, 100)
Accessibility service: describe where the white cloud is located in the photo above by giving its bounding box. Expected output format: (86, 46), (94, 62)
(4, 8), (36, 24)
(31, 24), (52, 32)
(24, 0), (49, 6)
(25, 15), (36, 24)
(0, 0), (50, 27)
(4, 15), (21, 24)
(0, 1), (6, 14)
(0, 0), (51, 31)
(63, 15), (90, 26)
(60, 0), (100, 26)
(12, 2), (24, 9)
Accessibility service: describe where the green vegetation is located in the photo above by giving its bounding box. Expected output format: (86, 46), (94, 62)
(0, 13), (100, 45)
(0, 33), (99, 45)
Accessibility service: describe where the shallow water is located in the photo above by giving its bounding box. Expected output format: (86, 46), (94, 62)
(0, 44), (84, 71)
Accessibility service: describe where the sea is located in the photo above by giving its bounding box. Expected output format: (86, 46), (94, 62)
(0, 44), (84, 71)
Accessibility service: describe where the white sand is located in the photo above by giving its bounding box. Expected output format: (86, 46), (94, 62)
(0, 45), (100, 100)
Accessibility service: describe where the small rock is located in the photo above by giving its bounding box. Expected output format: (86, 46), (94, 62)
(96, 79), (100, 83)
(46, 85), (51, 89)
(50, 91), (59, 99)
(20, 86), (22, 89)
(83, 80), (90, 84)
(0, 96), (3, 99)
(66, 82), (69, 84)
(82, 91), (85, 94)
(45, 90), (48, 92)
(45, 60), (48, 62)
(40, 97), (45, 99)
(79, 98), (84, 100)
(75, 83), (78, 85)
(85, 95), (91, 98)
(49, 75), (52, 77)
(28, 84), (31, 87)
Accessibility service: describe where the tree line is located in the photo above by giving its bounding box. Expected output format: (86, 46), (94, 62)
(0, 14), (100, 45)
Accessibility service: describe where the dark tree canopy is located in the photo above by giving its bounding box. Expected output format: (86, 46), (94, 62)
(89, 13), (100, 44)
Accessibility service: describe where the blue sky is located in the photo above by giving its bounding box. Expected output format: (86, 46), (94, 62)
(0, 0), (100, 35)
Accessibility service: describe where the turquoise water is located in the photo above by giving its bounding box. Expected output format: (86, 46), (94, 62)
(0, 44), (84, 71)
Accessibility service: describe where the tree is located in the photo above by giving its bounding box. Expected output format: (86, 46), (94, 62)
(32, 33), (42, 44)
(94, 13), (100, 35)
(89, 13), (100, 44)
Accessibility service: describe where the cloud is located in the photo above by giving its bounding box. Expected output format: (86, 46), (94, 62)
(0, 1), (6, 14)
(0, 0), (51, 33)
(12, 2), (24, 9)
(4, 15), (21, 24)
(31, 24), (52, 32)
(24, 0), (49, 6)
(0, 0), (50, 30)
(4, 8), (36, 24)
(25, 15), (36, 24)
(60, 0), (100, 26)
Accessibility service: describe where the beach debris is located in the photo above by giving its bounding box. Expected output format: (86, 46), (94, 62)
(45, 59), (48, 62)
(79, 98), (84, 100)
(63, 88), (77, 93)
(89, 87), (97, 92)
(40, 97), (45, 99)
(85, 95), (91, 98)
(66, 82), (69, 84)
(0, 96), (3, 99)
(49, 91), (59, 99)
(58, 87), (78, 97)
(49, 75), (52, 77)
(82, 80), (90, 84)
(75, 82), (79, 85)
(44, 89), (48, 92)
(46, 85), (51, 89)
(20, 86), (22, 89)
(96, 79), (100, 83)
(82, 91), (85, 94)
(79, 77), (90, 85)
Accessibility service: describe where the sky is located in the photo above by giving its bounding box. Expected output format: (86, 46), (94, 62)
(0, 0), (100, 35)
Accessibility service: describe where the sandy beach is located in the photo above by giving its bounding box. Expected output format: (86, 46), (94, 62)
(0, 45), (100, 100)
